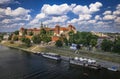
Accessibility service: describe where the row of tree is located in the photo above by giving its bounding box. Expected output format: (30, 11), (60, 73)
(9, 28), (52, 47)
(55, 31), (98, 47)
(101, 37), (120, 53)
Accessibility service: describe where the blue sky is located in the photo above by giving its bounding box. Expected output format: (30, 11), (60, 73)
(0, 0), (120, 32)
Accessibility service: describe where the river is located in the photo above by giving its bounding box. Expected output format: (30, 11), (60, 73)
(0, 45), (119, 79)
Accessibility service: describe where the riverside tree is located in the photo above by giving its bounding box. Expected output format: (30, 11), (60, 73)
(40, 28), (51, 43)
(14, 30), (19, 35)
(32, 35), (41, 44)
(55, 40), (63, 47)
(68, 31), (98, 47)
(13, 35), (18, 41)
(113, 37), (120, 53)
(21, 37), (31, 47)
(101, 39), (113, 52)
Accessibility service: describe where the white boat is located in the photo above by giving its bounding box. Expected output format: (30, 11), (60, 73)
(69, 57), (101, 70)
(33, 52), (41, 55)
(107, 66), (118, 72)
(41, 52), (61, 61)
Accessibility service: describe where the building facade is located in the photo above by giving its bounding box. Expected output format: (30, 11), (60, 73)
(19, 24), (76, 41)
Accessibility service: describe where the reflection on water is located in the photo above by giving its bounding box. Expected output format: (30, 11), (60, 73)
(0, 45), (119, 79)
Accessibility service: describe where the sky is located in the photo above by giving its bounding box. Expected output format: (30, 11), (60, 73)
(0, 0), (120, 32)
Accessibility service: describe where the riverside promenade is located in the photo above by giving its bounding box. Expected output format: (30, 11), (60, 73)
(0, 42), (120, 71)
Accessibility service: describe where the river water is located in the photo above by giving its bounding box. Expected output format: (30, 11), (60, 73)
(0, 45), (119, 79)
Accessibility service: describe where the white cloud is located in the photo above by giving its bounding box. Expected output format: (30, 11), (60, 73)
(0, 7), (31, 31)
(0, 0), (12, 4)
(11, 7), (30, 16)
(51, 15), (68, 23)
(113, 11), (120, 15)
(103, 15), (116, 20)
(115, 17), (120, 23)
(67, 18), (78, 24)
(113, 4), (120, 15)
(116, 4), (120, 10)
(103, 11), (112, 15)
(2, 19), (11, 23)
(79, 14), (92, 20)
(95, 15), (102, 20)
(73, 2), (102, 15)
(0, 7), (31, 17)
(88, 20), (96, 23)
(41, 4), (74, 15)
(29, 13), (46, 25)
(35, 13), (46, 19)
(89, 2), (103, 13)
(44, 15), (68, 25)
(73, 5), (89, 14)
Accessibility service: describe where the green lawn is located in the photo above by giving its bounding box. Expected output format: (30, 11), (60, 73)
(1, 41), (120, 64)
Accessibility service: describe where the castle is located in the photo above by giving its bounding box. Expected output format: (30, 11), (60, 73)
(19, 24), (76, 41)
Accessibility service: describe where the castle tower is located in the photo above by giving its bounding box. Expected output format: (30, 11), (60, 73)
(54, 25), (60, 36)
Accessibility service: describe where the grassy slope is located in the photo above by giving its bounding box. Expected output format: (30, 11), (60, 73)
(1, 41), (120, 63)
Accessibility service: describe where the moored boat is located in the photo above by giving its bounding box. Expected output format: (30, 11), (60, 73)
(69, 57), (101, 70)
(33, 52), (41, 55)
(107, 66), (118, 72)
(41, 52), (61, 61)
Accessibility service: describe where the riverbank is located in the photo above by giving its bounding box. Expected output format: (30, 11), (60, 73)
(0, 41), (120, 71)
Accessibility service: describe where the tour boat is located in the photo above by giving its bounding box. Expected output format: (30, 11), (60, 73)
(69, 57), (101, 70)
(41, 52), (61, 61)
(107, 66), (118, 72)
(33, 52), (41, 55)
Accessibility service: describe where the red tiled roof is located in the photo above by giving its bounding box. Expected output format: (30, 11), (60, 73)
(52, 36), (60, 42)
(26, 35), (33, 39)
(20, 27), (24, 30)
(60, 27), (68, 31)
(68, 24), (76, 29)
(27, 29), (33, 31)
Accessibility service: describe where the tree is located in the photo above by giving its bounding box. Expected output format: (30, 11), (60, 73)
(21, 37), (31, 47)
(32, 35), (41, 44)
(90, 39), (97, 47)
(29, 31), (33, 36)
(8, 34), (13, 40)
(101, 39), (113, 52)
(0, 34), (3, 40)
(68, 31), (75, 43)
(13, 35), (18, 41)
(43, 36), (51, 43)
(63, 38), (69, 46)
(23, 29), (27, 35)
(112, 38), (120, 53)
(40, 28), (46, 35)
(14, 30), (19, 35)
(55, 40), (63, 47)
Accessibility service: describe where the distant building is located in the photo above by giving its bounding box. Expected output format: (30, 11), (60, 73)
(19, 24), (76, 42)
(3, 34), (9, 40)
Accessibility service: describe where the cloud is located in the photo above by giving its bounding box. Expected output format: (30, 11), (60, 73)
(35, 13), (46, 19)
(89, 2), (103, 13)
(116, 4), (120, 10)
(0, 7), (31, 17)
(103, 11), (112, 15)
(0, 7), (31, 31)
(95, 15), (102, 20)
(72, 2), (103, 15)
(103, 15), (116, 20)
(73, 5), (89, 14)
(1, 2), (120, 32)
(2, 19), (11, 23)
(79, 14), (92, 20)
(41, 4), (74, 15)
(115, 17), (120, 23)
(0, 0), (12, 4)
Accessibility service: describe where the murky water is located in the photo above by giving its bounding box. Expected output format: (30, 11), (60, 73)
(0, 45), (119, 79)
